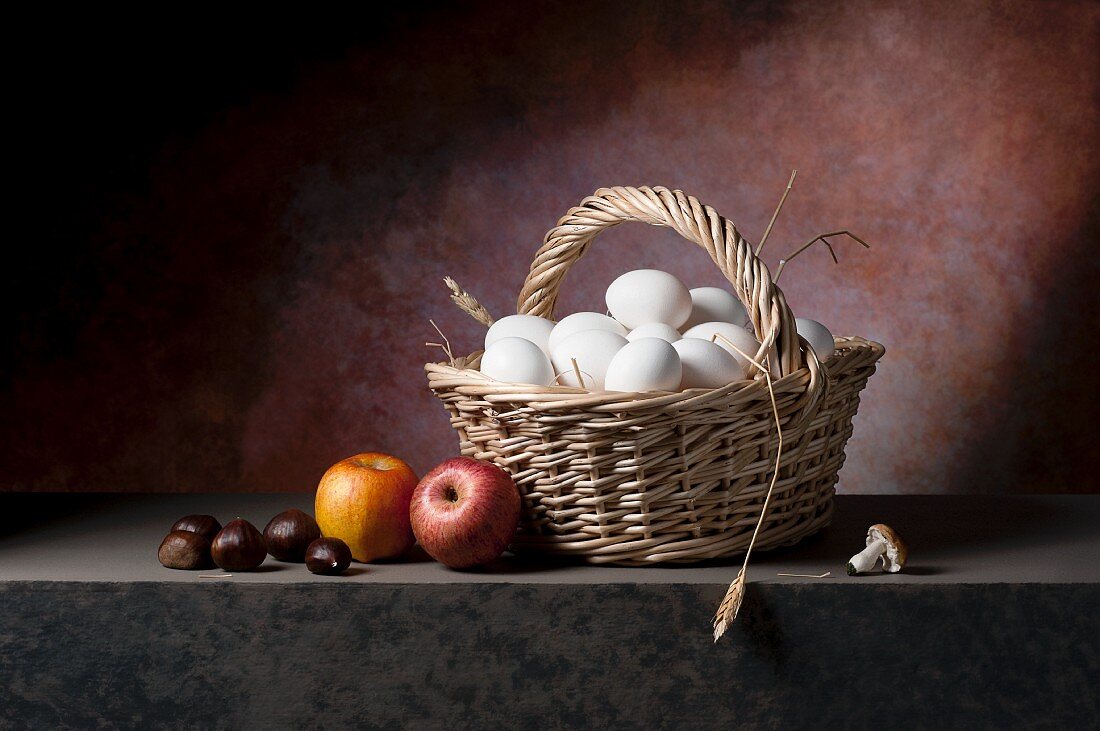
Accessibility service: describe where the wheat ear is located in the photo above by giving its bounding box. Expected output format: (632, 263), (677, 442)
(712, 567), (746, 641)
(444, 276), (495, 327)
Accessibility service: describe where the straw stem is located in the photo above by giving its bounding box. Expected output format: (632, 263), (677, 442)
(755, 170), (798, 256)
(426, 319), (456, 366)
(570, 358), (586, 389)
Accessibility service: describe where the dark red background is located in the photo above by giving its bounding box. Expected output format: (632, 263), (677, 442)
(5, 1), (1098, 493)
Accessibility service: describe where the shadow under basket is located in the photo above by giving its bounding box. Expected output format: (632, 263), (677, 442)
(425, 186), (885, 565)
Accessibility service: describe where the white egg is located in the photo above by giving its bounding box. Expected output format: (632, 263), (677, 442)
(484, 314), (555, 355)
(681, 287), (751, 331)
(551, 329), (628, 390)
(795, 318), (835, 363)
(672, 338), (746, 388)
(626, 322), (681, 343)
(548, 312), (628, 354)
(479, 337), (554, 386)
(604, 338), (682, 393)
(605, 269), (692, 329)
(681, 321), (762, 375)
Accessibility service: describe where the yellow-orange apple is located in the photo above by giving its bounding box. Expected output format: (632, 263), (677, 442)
(314, 452), (419, 562)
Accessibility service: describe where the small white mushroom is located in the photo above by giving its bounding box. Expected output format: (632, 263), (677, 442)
(847, 524), (908, 575)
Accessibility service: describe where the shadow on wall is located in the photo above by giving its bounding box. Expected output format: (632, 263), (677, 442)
(944, 174), (1099, 494)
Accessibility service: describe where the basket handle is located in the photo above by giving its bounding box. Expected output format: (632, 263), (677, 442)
(516, 186), (805, 377)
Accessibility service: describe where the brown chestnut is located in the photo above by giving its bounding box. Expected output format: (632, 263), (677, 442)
(170, 514), (222, 543)
(263, 509), (321, 562)
(158, 530), (214, 570)
(306, 537), (352, 575)
(211, 519), (267, 571)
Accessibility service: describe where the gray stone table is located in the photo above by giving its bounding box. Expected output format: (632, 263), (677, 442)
(1, 493), (1097, 728)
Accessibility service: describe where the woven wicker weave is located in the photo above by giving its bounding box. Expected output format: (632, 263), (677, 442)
(426, 187), (883, 565)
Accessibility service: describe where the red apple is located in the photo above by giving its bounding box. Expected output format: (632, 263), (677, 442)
(410, 457), (521, 568)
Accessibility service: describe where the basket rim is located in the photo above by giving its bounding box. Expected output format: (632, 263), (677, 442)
(425, 336), (884, 413)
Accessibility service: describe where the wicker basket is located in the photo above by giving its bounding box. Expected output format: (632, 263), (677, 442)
(426, 186), (883, 565)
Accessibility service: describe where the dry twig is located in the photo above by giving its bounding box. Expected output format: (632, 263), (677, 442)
(774, 230), (870, 282)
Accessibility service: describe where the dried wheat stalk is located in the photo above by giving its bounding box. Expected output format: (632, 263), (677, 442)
(712, 333), (785, 642)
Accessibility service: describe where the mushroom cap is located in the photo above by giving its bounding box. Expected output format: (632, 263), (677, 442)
(867, 524), (908, 572)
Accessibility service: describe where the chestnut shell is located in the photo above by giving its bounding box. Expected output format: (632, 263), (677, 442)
(158, 530), (214, 570)
(170, 514), (222, 543)
(211, 519), (267, 571)
(306, 537), (352, 576)
(263, 509), (321, 562)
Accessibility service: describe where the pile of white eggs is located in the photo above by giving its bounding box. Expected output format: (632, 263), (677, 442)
(479, 269), (835, 393)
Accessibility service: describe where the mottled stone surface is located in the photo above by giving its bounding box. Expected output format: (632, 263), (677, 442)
(5, 2), (1099, 493)
(1, 582), (1097, 728)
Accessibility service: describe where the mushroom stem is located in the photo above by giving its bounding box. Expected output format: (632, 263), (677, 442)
(847, 537), (887, 575)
